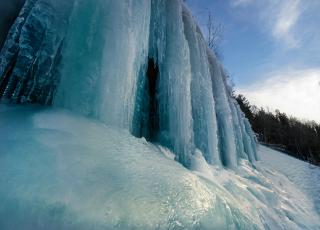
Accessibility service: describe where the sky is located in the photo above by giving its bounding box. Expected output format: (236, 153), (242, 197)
(186, 0), (320, 123)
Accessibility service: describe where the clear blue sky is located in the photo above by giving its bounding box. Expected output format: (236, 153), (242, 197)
(186, 0), (320, 122)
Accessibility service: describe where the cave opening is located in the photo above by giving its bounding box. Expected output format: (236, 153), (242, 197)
(132, 57), (160, 142)
(145, 58), (160, 141)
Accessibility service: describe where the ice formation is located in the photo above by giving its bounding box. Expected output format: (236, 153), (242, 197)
(6, 1), (318, 228)
(0, 0), (257, 168)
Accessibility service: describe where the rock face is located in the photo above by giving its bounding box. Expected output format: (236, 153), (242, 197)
(0, 0), (26, 47)
(0, 0), (257, 168)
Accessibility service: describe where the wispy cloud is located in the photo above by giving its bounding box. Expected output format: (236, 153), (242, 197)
(231, 0), (254, 7)
(270, 0), (302, 48)
(231, 0), (306, 49)
(238, 68), (320, 123)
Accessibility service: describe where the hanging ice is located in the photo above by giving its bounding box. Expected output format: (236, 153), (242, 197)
(0, 0), (258, 168)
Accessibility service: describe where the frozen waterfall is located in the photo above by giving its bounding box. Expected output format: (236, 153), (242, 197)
(0, 0), (258, 168)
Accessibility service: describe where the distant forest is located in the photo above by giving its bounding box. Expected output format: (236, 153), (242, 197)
(236, 94), (320, 166)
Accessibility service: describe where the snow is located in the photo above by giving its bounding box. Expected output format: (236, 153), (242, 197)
(258, 145), (320, 214)
(0, 105), (319, 229)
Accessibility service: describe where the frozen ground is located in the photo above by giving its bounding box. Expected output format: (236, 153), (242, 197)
(0, 105), (319, 229)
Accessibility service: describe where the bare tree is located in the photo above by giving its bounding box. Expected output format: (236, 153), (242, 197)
(206, 11), (223, 55)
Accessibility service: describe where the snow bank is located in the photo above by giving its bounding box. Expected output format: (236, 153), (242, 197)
(0, 105), (319, 229)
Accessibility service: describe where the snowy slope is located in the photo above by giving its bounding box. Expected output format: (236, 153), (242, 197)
(0, 105), (319, 229)
(258, 145), (320, 214)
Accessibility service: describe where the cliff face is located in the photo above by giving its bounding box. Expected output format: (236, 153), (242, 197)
(0, 0), (257, 168)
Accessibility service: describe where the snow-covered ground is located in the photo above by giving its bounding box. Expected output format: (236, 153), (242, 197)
(258, 145), (320, 215)
(0, 105), (319, 229)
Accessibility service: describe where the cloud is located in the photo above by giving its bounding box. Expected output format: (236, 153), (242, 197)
(270, 0), (302, 48)
(231, 0), (306, 49)
(231, 0), (254, 7)
(238, 68), (320, 123)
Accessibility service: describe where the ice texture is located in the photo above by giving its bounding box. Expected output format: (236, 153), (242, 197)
(0, 0), (74, 104)
(0, 106), (319, 229)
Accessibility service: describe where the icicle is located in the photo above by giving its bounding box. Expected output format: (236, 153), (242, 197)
(208, 53), (238, 168)
(55, 0), (151, 129)
(182, 6), (220, 166)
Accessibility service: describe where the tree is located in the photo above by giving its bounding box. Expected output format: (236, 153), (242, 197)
(236, 93), (320, 165)
(206, 11), (223, 56)
(236, 94), (253, 122)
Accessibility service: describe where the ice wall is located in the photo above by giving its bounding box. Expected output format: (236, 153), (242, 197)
(55, 0), (151, 129)
(0, 0), (258, 168)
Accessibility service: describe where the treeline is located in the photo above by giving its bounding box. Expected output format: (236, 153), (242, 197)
(236, 94), (320, 166)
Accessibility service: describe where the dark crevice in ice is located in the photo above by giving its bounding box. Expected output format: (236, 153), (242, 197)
(132, 58), (160, 142)
(146, 58), (160, 141)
